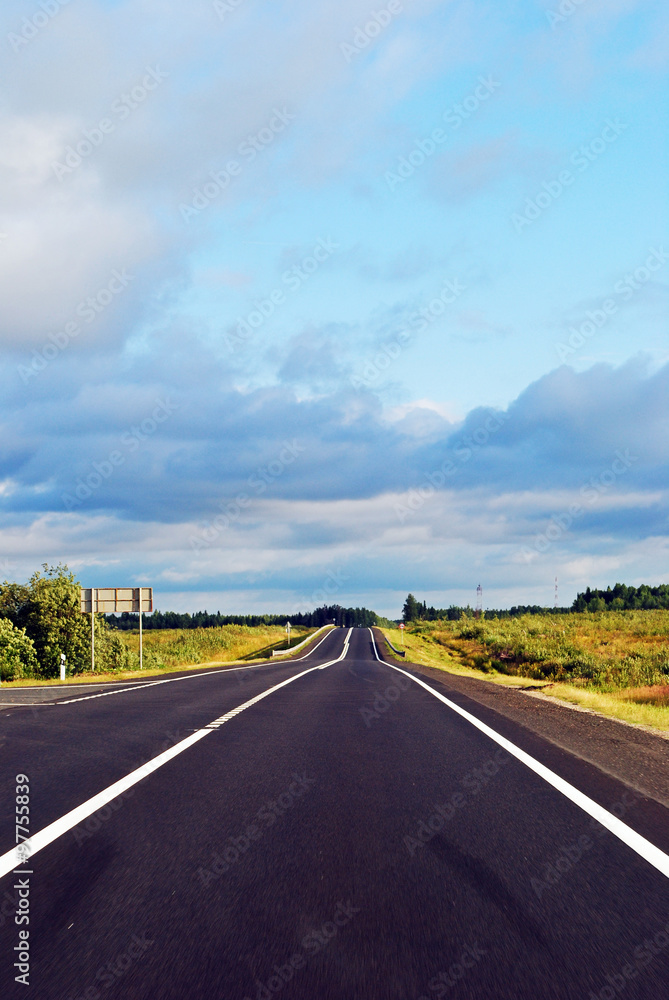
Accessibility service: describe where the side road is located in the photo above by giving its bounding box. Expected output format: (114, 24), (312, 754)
(372, 628), (669, 810)
(0, 626), (338, 706)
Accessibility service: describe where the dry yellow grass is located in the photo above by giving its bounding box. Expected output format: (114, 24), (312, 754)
(379, 626), (669, 733)
(379, 628), (544, 688)
(119, 623), (312, 665)
(536, 685), (669, 733)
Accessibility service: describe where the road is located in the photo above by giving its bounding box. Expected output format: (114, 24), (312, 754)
(1, 626), (668, 999)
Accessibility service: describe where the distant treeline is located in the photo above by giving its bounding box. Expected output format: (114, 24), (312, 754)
(572, 583), (669, 612)
(106, 604), (383, 631)
(402, 595), (571, 622)
(402, 583), (669, 621)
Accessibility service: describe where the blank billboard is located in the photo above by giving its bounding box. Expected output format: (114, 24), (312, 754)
(80, 588), (153, 613)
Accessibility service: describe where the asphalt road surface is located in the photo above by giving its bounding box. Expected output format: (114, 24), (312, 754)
(1, 627), (668, 999)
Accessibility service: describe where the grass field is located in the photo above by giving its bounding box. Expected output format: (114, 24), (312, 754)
(380, 611), (669, 732)
(2, 624), (317, 686)
(119, 623), (314, 667)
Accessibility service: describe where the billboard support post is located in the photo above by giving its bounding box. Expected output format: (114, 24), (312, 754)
(91, 587), (96, 672)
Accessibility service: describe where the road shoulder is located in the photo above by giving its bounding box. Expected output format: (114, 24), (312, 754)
(372, 628), (669, 810)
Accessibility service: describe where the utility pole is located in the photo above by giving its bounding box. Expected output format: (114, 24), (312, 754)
(555, 576), (558, 610)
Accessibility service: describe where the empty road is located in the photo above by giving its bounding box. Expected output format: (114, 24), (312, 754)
(1, 626), (668, 999)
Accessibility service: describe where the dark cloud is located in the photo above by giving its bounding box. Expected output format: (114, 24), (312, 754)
(2, 350), (667, 531)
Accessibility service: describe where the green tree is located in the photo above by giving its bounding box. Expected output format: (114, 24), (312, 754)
(0, 564), (122, 677)
(0, 618), (39, 681)
(402, 594), (420, 622)
(21, 565), (93, 676)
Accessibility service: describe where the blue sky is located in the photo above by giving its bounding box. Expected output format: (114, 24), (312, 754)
(1, 0), (667, 615)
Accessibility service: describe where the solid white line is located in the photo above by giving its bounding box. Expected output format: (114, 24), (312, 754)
(368, 629), (669, 881)
(318, 627), (352, 666)
(0, 630), (353, 880)
(270, 623), (334, 657)
(56, 625), (340, 704)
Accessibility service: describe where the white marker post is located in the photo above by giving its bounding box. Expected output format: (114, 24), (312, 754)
(285, 620), (291, 649)
(60, 653), (66, 682)
(399, 622), (405, 647)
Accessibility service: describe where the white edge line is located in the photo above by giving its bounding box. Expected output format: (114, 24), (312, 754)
(269, 623), (334, 657)
(56, 625), (340, 704)
(0, 631), (353, 880)
(368, 629), (669, 881)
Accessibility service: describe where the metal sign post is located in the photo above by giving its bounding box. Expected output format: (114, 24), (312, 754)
(139, 588), (143, 669)
(91, 587), (96, 672)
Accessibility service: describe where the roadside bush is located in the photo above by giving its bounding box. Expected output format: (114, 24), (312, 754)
(410, 610), (669, 691)
(0, 618), (39, 681)
(0, 563), (150, 678)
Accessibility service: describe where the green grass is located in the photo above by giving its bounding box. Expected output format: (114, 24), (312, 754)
(118, 623), (314, 667)
(379, 612), (669, 732)
(0, 624), (319, 686)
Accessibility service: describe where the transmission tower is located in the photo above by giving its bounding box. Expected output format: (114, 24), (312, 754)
(475, 584), (482, 618)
